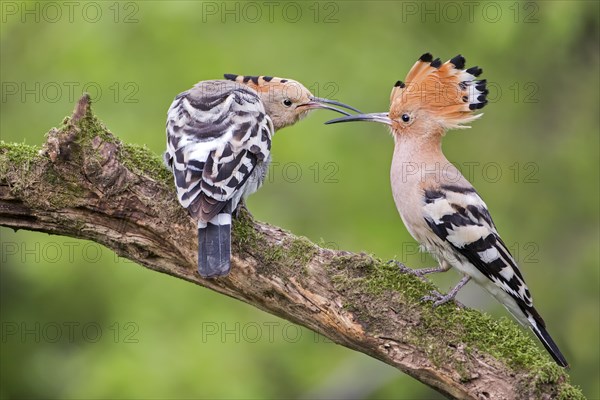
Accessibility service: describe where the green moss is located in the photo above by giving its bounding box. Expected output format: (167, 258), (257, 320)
(0, 141), (40, 180)
(534, 362), (564, 385)
(231, 207), (317, 273)
(0, 141), (91, 209)
(52, 99), (173, 187)
(288, 237), (317, 266)
(231, 208), (282, 269)
(332, 255), (533, 365)
(0, 141), (40, 165)
(327, 254), (584, 397)
(529, 362), (584, 399)
(70, 106), (117, 145)
(1, 98), (173, 210)
(0, 141), (43, 193)
(329, 254), (434, 301)
(121, 143), (172, 184)
(231, 207), (261, 249)
(557, 385), (586, 400)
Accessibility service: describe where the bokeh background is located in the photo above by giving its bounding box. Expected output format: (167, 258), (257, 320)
(1, 1), (599, 399)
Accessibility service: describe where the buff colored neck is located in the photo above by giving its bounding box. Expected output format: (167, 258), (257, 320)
(392, 128), (446, 166)
(392, 126), (469, 190)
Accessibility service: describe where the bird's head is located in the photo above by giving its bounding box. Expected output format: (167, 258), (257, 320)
(224, 74), (360, 130)
(326, 53), (488, 139)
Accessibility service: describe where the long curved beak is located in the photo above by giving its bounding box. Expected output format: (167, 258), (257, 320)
(325, 112), (392, 126)
(299, 97), (362, 116)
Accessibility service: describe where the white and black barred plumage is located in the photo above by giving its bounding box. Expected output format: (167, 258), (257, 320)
(165, 75), (358, 278)
(420, 183), (567, 367)
(165, 80), (274, 277)
(325, 53), (568, 367)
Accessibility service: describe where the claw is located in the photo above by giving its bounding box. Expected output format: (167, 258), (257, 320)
(421, 290), (458, 307)
(233, 201), (252, 219)
(420, 276), (470, 309)
(411, 268), (429, 278)
(387, 260), (420, 275)
(420, 291), (439, 303)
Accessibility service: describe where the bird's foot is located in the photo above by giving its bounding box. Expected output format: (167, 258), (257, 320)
(233, 201), (253, 219)
(412, 265), (451, 277)
(421, 290), (461, 308)
(387, 260), (421, 276)
(387, 261), (445, 280)
(421, 275), (470, 308)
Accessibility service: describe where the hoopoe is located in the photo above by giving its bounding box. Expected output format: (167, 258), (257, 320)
(326, 53), (568, 367)
(165, 74), (360, 279)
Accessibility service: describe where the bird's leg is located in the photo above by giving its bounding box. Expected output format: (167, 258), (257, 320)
(387, 260), (415, 274)
(233, 199), (252, 219)
(421, 275), (471, 307)
(389, 260), (451, 278)
(412, 262), (451, 277)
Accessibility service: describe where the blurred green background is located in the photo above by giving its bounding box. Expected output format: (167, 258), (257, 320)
(1, 1), (598, 399)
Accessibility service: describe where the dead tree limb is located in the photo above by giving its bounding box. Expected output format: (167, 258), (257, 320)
(0, 95), (584, 400)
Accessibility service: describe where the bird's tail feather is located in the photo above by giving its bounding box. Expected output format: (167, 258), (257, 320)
(526, 307), (569, 368)
(197, 209), (232, 278)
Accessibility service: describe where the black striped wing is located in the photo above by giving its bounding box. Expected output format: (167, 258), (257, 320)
(422, 185), (533, 308)
(165, 80), (273, 221)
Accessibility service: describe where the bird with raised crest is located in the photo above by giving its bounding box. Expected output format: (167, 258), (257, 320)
(326, 53), (568, 367)
(165, 74), (360, 279)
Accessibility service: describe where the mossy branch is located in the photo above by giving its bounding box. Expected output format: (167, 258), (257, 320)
(0, 95), (584, 400)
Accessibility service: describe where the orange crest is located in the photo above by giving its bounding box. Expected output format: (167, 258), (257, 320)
(223, 74), (309, 102)
(224, 74), (290, 92)
(390, 53), (488, 129)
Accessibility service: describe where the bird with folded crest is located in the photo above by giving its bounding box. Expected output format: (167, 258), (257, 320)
(165, 74), (360, 278)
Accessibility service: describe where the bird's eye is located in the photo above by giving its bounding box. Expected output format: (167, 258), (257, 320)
(283, 99), (293, 107)
(401, 114), (410, 122)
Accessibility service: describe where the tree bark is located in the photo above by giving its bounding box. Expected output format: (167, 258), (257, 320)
(0, 95), (584, 400)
